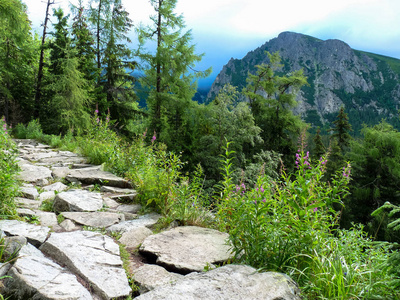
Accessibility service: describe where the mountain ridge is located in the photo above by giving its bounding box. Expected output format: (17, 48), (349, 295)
(206, 31), (400, 132)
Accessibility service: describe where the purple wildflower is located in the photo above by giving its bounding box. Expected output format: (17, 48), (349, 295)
(313, 207), (318, 212)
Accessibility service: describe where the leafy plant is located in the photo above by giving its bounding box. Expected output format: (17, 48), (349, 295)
(0, 117), (19, 219)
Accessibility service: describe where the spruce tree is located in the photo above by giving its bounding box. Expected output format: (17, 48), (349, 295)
(330, 106), (352, 152)
(313, 127), (326, 160)
(136, 0), (211, 145)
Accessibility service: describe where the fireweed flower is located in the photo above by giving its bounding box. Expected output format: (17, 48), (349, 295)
(151, 132), (156, 143)
(313, 207), (318, 212)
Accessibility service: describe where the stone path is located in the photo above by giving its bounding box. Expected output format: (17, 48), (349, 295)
(0, 139), (301, 299)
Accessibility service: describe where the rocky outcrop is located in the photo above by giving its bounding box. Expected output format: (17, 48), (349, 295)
(207, 31), (400, 130)
(134, 264), (302, 300)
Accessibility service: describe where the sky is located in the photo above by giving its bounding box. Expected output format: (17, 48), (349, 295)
(25, 0), (400, 88)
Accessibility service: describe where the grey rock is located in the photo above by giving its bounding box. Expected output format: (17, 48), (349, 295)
(17, 161), (53, 184)
(15, 197), (42, 210)
(66, 167), (132, 188)
(40, 231), (131, 299)
(51, 166), (71, 179)
(103, 197), (120, 209)
(20, 185), (39, 200)
(0, 220), (50, 247)
(59, 219), (81, 231)
(139, 226), (233, 274)
(61, 211), (124, 228)
(43, 181), (68, 192)
(34, 211), (58, 227)
(37, 154), (87, 167)
(0, 262), (11, 277)
(116, 204), (141, 214)
(119, 226), (153, 250)
(39, 190), (56, 201)
(53, 189), (103, 213)
(107, 213), (161, 233)
(4, 243), (93, 300)
(133, 264), (183, 294)
(135, 264), (301, 300)
(3, 236), (27, 260)
(100, 186), (137, 194)
(110, 193), (137, 202)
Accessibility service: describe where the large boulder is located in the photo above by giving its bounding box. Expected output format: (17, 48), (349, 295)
(53, 189), (103, 212)
(135, 264), (302, 300)
(40, 231), (131, 299)
(139, 226), (233, 274)
(4, 243), (93, 299)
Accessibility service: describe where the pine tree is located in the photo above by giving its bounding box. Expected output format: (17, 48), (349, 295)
(136, 0), (211, 144)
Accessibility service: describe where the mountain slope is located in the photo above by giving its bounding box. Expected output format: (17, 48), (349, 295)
(207, 32), (400, 132)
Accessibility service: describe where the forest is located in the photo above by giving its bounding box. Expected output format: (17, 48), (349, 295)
(1, 0), (400, 298)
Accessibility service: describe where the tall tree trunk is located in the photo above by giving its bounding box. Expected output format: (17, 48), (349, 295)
(96, 0), (102, 69)
(34, 0), (53, 119)
(154, 0), (163, 132)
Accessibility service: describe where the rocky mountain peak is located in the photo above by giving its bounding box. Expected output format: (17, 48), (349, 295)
(207, 32), (400, 132)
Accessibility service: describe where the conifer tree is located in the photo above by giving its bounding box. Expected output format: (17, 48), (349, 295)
(136, 0), (211, 144)
(88, 0), (137, 129)
(242, 51), (307, 162)
(313, 127), (326, 160)
(44, 8), (91, 133)
(0, 0), (37, 124)
(330, 106), (352, 152)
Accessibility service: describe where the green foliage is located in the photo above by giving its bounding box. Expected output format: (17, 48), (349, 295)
(0, 0), (38, 125)
(0, 117), (19, 219)
(301, 226), (400, 299)
(217, 144), (350, 272)
(242, 51), (308, 163)
(136, 0), (211, 144)
(167, 164), (215, 227)
(345, 122), (400, 240)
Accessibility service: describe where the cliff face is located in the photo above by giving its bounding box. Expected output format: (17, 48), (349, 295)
(207, 32), (400, 131)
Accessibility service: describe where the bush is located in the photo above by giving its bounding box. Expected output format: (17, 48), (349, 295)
(0, 117), (19, 219)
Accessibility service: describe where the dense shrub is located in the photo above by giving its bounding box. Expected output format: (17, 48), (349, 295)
(0, 117), (19, 219)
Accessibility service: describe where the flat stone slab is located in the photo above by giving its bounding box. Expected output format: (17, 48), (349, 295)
(17, 161), (53, 183)
(16, 197), (42, 210)
(40, 231), (131, 299)
(61, 211), (124, 228)
(107, 213), (161, 233)
(133, 264), (183, 294)
(139, 226), (233, 274)
(53, 189), (103, 213)
(4, 243), (93, 299)
(135, 264), (301, 300)
(119, 226), (153, 250)
(39, 190), (56, 201)
(0, 220), (50, 247)
(66, 168), (132, 188)
(100, 186), (137, 194)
